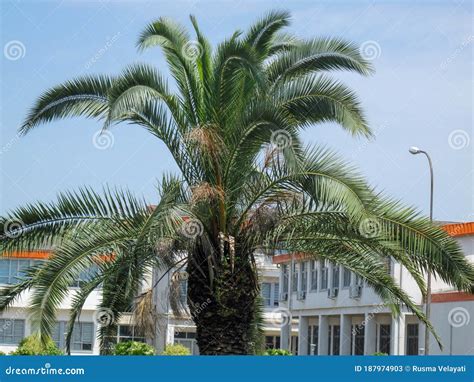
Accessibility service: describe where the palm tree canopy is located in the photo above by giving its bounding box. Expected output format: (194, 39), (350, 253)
(1, 10), (473, 352)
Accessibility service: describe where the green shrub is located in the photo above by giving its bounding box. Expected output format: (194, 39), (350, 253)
(113, 341), (155, 355)
(0, 351), (6, 355)
(264, 348), (292, 356)
(10, 335), (63, 355)
(161, 343), (191, 355)
(372, 352), (388, 356)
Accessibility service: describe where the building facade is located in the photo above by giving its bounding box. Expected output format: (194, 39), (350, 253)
(1, 222), (472, 355)
(275, 222), (474, 355)
(0, 250), (150, 355)
(0, 250), (295, 355)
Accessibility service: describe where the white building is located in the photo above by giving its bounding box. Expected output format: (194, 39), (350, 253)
(0, 250), (150, 355)
(1, 222), (471, 355)
(276, 222), (474, 355)
(0, 250), (295, 355)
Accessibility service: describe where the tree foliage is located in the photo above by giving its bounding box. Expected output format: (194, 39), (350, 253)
(1, 10), (473, 353)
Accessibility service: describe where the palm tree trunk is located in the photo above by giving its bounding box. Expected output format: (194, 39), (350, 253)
(187, 246), (258, 355)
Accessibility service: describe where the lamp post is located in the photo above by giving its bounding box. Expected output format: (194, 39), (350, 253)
(409, 146), (434, 355)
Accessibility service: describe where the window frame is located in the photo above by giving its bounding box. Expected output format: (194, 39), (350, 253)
(378, 324), (391, 355)
(0, 319), (25, 345)
(0, 259), (43, 285)
(310, 260), (318, 292)
(300, 262), (307, 293)
(320, 262), (328, 291)
(53, 321), (94, 353)
(342, 267), (351, 288)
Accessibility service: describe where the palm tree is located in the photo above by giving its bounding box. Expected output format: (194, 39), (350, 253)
(1, 10), (473, 355)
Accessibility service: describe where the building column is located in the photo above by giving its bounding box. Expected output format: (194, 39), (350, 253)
(364, 313), (376, 355)
(418, 321), (426, 355)
(399, 314), (407, 355)
(390, 317), (398, 355)
(298, 316), (309, 355)
(340, 314), (352, 355)
(318, 315), (329, 355)
(280, 321), (291, 350)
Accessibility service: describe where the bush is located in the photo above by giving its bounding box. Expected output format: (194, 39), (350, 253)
(113, 341), (155, 355)
(10, 335), (63, 355)
(0, 351), (6, 355)
(372, 352), (388, 356)
(264, 348), (292, 356)
(161, 343), (191, 355)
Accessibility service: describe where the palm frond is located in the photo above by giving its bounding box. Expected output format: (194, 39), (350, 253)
(20, 75), (113, 134)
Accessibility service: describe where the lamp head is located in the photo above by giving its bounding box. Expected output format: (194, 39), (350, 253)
(409, 146), (421, 155)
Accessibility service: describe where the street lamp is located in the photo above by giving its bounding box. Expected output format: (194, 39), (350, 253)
(409, 146), (434, 356)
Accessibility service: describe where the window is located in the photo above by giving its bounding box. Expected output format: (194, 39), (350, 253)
(332, 264), (340, 289)
(261, 283), (271, 306)
(291, 263), (298, 292)
(103, 324), (145, 347)
(174, 331), (199, 355)
(300, 262), (307, 293)
(273, 283), (279, 307)
(261, 282), (279, 307)
(406, 324), (419, 355)
(290, 335), (299, 355)
(343, 267), (351, 288)
(328, 325), (340, 355)
(118, 325), (145, 343)
(71, 322), (94, 351)
(281, 265), (289, 294)
(320, 262), (328, 290)
(308, 325), (318, 355)
(69, 264), (100, 288)
(355, 273), (363, 286)
(179, 278), (188, 304)
(352, 324), (365, 355)
(310, 261), (318, 291)
(265, 335), (280, 349)
(0, 259), (42, 285)
(52, 321), (95, 351)
(379, 324), (391, 355)
(0, 319), (25, 344)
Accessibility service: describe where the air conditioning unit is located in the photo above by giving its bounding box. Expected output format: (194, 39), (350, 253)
(279, 292), (288, 301)
(349, 285), (362, 299)
(328, 287), (338, 299)
(297, 291), (306, 300)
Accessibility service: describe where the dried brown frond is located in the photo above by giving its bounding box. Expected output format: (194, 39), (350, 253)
(133, 289), (156, 341)
(262, 145), (279, 169)
(169, 271), (188, 318)
(185, 124), (224, 158)
(191, 182), (224, 205)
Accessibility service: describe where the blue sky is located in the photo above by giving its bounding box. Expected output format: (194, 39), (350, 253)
(0, 0), (472, 221)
